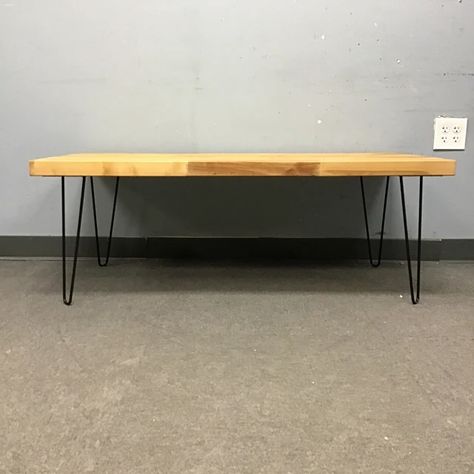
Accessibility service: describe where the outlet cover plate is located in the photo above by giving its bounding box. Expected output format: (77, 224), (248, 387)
(433, 117), (468, 151)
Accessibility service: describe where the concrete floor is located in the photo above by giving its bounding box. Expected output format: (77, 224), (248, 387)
(0, 260), (473, 473)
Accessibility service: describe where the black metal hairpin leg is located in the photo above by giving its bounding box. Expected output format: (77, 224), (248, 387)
(62, 177), (86, 305)
(360, 176), (390, 267)
(361, 175), (424, 304)
(90, 177), (120, 266)
(61, 176), (120, 305)
(400, 176), (423, 305)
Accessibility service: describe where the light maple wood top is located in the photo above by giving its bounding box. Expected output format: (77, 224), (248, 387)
(29, 153), (456, 177)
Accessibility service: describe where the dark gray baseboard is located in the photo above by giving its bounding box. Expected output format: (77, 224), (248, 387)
(1, 236), (474, 260)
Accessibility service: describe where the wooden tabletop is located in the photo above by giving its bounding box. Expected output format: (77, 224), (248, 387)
(29, 153), (456, 177)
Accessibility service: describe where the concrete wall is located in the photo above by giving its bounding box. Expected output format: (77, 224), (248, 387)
(1, 0), (473, 239)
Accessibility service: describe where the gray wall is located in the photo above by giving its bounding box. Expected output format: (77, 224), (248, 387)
(1, 0), (473, 239)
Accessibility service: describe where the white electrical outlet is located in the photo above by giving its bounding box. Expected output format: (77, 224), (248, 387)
(433, 117), (468, 151)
